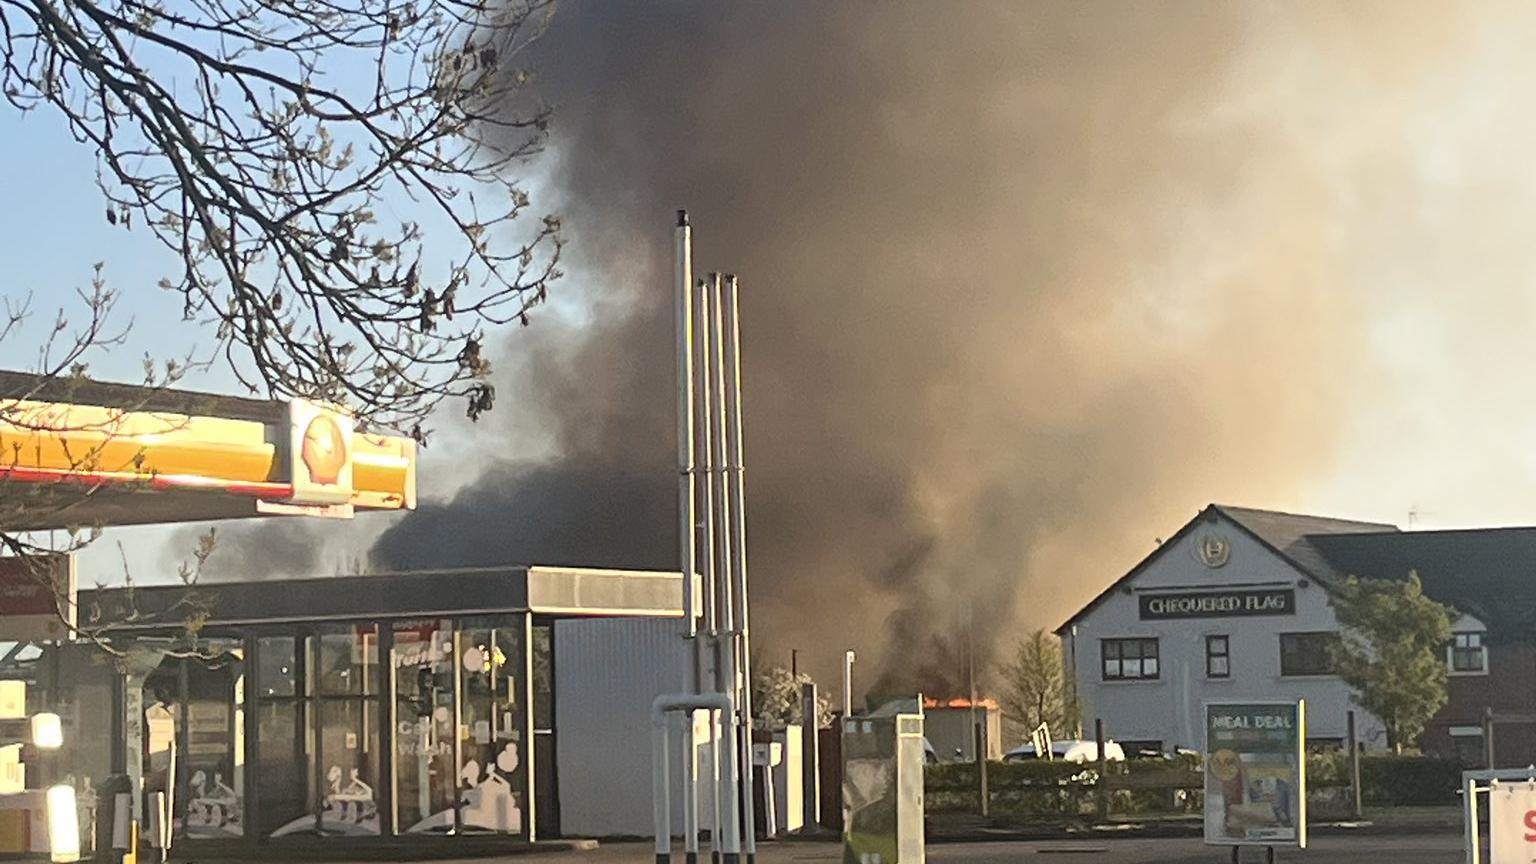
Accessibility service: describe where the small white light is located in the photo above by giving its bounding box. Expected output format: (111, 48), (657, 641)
(31, 714), (62, 750)
(46, 784), (79, 863)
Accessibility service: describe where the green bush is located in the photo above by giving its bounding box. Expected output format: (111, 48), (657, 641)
(926, 759), (1095, 792)
(924, 751), (1460, 816)
(1303, 751), (1459, 804)
(925, 760), (1099, 816)
(1358, 754), (1460, 805)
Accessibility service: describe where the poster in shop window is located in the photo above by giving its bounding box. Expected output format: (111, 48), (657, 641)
(1203, 700), (1306, 848)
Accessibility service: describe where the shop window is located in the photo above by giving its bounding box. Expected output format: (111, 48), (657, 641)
(459, 617), (527, 836)
(392, 619), (457, 834)
(180, 641), (246, 839)
(1205, 635), (1230, 679)
(1101, 638), (1159, 681)
(1279, 632), (1337, 677)
(256, 635), (300, 698)
(312, 625), (379, 837)
(127, 639), (252, 844)
(256, 635), (316, 838)
(318, 699), (379, 835)
(318, 627), (378, 696)
(1449, 632), (1488, 675)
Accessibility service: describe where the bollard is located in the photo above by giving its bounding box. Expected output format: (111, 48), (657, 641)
(92, 775), (130, 864)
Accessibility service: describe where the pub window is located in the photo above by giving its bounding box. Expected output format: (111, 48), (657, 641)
(1205, 635), (1230, 679)
(1449, 632), (1488, 674)
(1279, 632), (1337, 677)
(1101, 638), (1159, 681)
(1449, 726), (1486, 767)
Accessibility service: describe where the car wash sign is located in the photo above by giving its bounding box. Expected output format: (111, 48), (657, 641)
(1140, 589), (1294, 620)
(1204, 700), (1306, 848)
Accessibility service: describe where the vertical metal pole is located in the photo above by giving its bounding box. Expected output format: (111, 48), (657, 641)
(675, 209), (697, 643)
(655, 718), (672, 864)
(722, 275), (757, 862)
(800, 682), (820, 828)
(693, 275), (723, 863)
(675, 210), (700, 864)
(974, 722), (989, 817)
(707, 273), (743, 864)
(1094, 718), (1108, 822)
(1347, 711), (1362, 819)
(1485, 707), (1496, 769)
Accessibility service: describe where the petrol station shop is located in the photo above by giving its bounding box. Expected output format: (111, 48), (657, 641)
(16, 564), (687, 855)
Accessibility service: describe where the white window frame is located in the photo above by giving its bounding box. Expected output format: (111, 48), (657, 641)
(1448, 630), (1488, 676)
(1205, 634), (1230, 679)
(1101, 637), (1160, 682)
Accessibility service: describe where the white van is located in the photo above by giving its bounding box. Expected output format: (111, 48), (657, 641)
(1002, 739), (1126, 763)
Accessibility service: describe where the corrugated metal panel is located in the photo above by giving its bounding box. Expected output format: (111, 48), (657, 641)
(554, 617), (691, 837)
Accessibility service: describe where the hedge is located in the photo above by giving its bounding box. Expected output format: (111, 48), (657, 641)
(924, 752), (1461, 815)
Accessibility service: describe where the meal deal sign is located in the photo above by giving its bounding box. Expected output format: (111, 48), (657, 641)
(1204, 700), (1306, 848)
(1490, 781), (1536, 863)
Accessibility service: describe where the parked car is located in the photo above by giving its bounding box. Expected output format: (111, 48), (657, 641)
(1002, 739), (1126, 763)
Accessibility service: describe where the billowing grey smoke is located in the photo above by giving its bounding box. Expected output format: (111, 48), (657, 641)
(219, 2), (1480, 699)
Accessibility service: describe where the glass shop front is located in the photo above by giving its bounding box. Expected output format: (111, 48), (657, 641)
(37, 613), (557, 854)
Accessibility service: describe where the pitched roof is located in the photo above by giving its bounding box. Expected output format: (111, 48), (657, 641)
(1057, 504), (1398, 634)
(1214, 505), (1399, 586)
(1308, 527), (1536, 640)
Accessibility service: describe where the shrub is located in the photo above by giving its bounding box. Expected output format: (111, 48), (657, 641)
(1357, 754), (1460, 805)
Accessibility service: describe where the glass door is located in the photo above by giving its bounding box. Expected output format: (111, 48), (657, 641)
(135, 640), (250, 843)
(180, 641), (245, 839)
(255, 635), (315, 838)
(315, 626), (381, 836)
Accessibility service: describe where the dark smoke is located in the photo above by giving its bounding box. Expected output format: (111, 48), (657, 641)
(204, 2), (1483, 699)
(372, 463), (673, 570)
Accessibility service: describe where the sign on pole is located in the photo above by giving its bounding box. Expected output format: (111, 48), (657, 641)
(1204, 700), (1306, 848)
(1489, 780), (1536, 863)
(1030, 723), (1052, 761)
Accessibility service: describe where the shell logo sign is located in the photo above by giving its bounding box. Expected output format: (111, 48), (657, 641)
(301, 413), (348, 484)
(288, 400), (354, 505)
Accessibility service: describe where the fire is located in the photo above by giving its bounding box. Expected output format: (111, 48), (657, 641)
(922, 697), (999, 710)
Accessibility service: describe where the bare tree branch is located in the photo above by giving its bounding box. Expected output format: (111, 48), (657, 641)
(1, 0), (563, 436)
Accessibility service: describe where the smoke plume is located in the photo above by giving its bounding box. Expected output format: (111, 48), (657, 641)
(217, 2), (1500, 697)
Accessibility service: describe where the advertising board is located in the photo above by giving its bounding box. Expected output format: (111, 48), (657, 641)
(1204, 700), (1306, 848)
(1489, 780), (1536, 863)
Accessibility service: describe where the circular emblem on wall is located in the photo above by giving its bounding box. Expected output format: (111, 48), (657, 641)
(1196, 533), (1230, 568)
(301, 414), (348, 484)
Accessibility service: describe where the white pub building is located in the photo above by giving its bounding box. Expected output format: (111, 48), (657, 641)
(1057, 504), (1402, 754)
